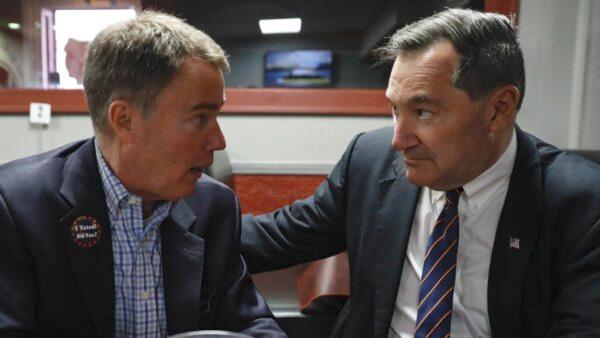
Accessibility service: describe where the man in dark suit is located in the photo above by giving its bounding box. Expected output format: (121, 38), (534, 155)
(0, 11), (285, 337)
(241, 8), (600, 337)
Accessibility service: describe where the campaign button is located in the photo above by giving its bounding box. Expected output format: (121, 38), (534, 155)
(71, 215), (103, 248)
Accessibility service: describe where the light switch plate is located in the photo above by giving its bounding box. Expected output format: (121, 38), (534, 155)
(29, 102), (52, 125)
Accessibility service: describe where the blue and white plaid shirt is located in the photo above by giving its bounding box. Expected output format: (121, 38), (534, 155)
(95, 140), (171, 337)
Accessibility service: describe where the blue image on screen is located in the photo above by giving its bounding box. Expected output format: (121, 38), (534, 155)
(264, 50), (333, 88)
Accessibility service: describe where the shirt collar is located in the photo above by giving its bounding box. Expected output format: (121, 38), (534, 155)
(428, 129), (517, 212)
(461, 129), (517, 212)
(95, 139), (130, 220)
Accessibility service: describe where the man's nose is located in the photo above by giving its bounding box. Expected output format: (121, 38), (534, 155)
(208, 122), (226, 151)
(391, 115), (418, 151)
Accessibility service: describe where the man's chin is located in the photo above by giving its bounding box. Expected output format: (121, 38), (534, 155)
(405, 172), (459, 191)
(179, 185), (199, 199)
(404, 170), (433, 188)
(160, 184), (198, 202)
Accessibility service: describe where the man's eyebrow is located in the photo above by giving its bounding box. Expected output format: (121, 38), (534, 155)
(190, 102), (223, 111)
(408, 95), (439, 105)
(385, 95), (440, 106)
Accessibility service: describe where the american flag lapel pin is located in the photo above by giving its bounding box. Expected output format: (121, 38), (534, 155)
(509, 237), (520, 250)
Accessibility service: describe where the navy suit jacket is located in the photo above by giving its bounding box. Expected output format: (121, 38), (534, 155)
(242, 126), (600, 338)
(0, 138), (285, 337)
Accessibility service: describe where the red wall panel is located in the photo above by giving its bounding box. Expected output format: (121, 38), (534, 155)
(232, 174), (326, 215)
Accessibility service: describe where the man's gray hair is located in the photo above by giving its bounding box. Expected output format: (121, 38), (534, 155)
(83, 11), (229, 134)
(377, 8), (525, 110)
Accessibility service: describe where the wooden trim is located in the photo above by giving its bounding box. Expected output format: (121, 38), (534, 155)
(223, 88), (389, 115)
(485, 0), (520, 20)
(0, 88), (390, 116)
(0, 89), (87, 114)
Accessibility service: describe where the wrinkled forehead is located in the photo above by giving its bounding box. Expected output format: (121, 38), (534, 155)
(385, 77), (402, 101)
(386, 44), (461, 101)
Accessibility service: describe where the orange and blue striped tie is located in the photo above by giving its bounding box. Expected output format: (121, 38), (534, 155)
(414, 188), (462, 338)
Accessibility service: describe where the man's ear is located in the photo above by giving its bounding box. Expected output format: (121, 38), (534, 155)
(106, 99), (138, 143)
(486, 85), (519, 133)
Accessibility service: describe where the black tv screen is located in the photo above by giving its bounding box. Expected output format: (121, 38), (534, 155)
(264, 49), (333, 88)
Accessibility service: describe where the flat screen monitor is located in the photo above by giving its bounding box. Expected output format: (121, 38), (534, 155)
(264, 49), (333, 88)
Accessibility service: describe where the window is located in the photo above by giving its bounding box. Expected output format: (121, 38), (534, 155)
(47, 8), (136, 88)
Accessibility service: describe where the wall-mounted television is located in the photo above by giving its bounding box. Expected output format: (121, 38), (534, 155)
(264, 49), (333, 88)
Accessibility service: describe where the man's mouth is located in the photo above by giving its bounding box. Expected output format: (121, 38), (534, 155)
(402, 150), (429, 162)
(190, 167), (204, 174)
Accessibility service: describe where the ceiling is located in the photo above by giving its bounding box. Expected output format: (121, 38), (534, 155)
(143, 0), (388, 40)
(0, 0), (22, 35)
(0, 0), (482, 60)
(141, 0), (482, 44)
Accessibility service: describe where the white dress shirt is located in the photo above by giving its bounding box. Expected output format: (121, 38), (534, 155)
(388, 131), (517, 338)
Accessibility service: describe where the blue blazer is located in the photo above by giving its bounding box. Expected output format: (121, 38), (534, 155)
(242, 126), (600, 338)
(0, 139), (286, 337)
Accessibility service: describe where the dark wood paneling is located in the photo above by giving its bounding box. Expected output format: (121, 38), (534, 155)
(0, 89), (87, 114)
(223, 88), (389, 115)
(0, 88), (389, 116)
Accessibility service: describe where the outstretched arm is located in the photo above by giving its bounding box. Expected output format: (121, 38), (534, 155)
(241, 134), (363, 273)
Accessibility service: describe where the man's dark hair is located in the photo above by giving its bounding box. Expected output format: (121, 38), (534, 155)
(376, 8), (525, 111)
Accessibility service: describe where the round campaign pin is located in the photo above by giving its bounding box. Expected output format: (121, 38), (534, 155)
(71, 215), (103, 248)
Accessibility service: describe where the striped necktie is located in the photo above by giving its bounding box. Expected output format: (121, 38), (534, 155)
(414, 188), (462, 338)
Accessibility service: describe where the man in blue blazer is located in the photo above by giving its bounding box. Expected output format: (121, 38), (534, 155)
(241, 9), (600, 337)
(0, 11), (285, 338)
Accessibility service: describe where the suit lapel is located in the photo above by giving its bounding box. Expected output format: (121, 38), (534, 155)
(161, 200), (205, 334)
(487, 127), (544, 336)
(59, 139), (115, 337)
(373, 158), (420, 338)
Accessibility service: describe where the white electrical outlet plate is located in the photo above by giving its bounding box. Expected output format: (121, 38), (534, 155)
(30, 102), (52, 125)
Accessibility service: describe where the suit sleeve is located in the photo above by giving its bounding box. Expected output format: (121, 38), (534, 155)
(241, 133), (363, 273)
(0, 190), (36, 337)
(217, 196), (287, 337)
(549, 215), (600, 336)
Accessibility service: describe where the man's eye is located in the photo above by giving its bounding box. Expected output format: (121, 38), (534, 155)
(193, 114), (207, 126)
(416, 109), (433, 120)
